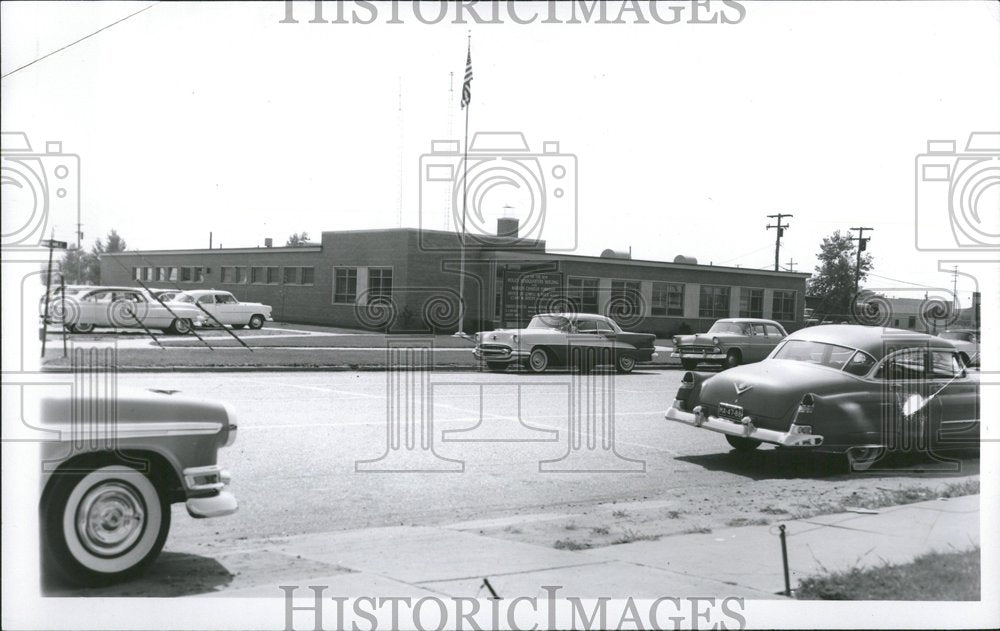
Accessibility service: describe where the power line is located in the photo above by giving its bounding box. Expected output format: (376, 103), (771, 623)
(716, 243), (774, 265)
(2, 2), (161, 80)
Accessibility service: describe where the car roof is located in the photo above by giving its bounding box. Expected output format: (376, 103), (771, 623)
(536, 312), (608, 320)
(80, 286), (149, 294)
(786, 324), (956, 359)
(183, 289), (231, 296)
(716, 318), (782, 325)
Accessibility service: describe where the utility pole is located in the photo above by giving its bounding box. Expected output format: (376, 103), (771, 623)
(951, 265), (959, 313)
(849, 227), (873, 294)
(766, 214), (792, 271)
(785, 258), (796, 272)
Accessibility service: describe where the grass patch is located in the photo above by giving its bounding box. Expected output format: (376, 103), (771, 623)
(726, 517), (770, 527)
(591, 526), (610, 536)
(612, 510), (628, 518)
(680, 526), (712, 535)
(612, 529), (661, 545)
(794, 479), (980, 521)
(796, 548), (980, 601)
(759, 506), (789, 515)
(666, 510), (683, 519)
(564, 523), (578, 531)
(554, 539), (592, 551)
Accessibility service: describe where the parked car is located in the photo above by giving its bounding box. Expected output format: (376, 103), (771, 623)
(473, 313), (656, 374)
(59, 287), (206, 335)
(40, 389), (238, 584)
(673, 318), (788, 370)
(938, 329), (980, 367)
(147, 288), (184, 303)
(665, 325), (980, 470)
(174, 290), (273, 329)
(40, 284), (94, 324)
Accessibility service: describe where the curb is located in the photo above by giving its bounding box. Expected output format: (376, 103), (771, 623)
(41, 363), (685, 374)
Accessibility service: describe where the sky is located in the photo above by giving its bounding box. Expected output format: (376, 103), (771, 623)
(3, 0), (999, 307)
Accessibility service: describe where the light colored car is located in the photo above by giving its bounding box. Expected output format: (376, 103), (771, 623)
(938, 330), (980, 367)
(474, 313), (656, 374)
(673, 318), (788, 370)
(40, 388), (238, 584)
(58, 286), (205, 335)
(665, 325), (979, 470)
(174, 290), (273, 329)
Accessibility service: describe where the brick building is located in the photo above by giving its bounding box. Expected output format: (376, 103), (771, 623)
(101, 226), (809, 336)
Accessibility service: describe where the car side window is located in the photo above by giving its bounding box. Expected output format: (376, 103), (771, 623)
(876, 349), (927, 381)
(197, 295), (215, 305)
(216, 294), (237, 304)
(576, 319), (599, 333)
(764, 324), (783, 337)
(752, 323), (766, 336)
(931, 351), (964, 379)
(843, 351), (877, 376)
(597, 320), (616, 334)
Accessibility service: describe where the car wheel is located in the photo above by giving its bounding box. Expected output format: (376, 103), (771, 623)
(846, 446), (884, 472)
(681, 358), (699, 371)
(41, 464), (170, 585)
(725, 435), (761, 452)
(724, 350), (741, 370)
(73, 322), (95, 334)
(527, 348), (550, 373)
(248, 315), (265, 330)
(486, 362), (507, 373)
(64, 324), (78, 334)
(615, 354), (636, 374)
(169, 318), (192, 335)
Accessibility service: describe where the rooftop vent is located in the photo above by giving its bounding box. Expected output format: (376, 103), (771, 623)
(600, 248), (631, 259)
(673, 255), (698, 265)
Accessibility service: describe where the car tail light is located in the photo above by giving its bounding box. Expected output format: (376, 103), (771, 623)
(790, 425), (813, 435)
(797, 393), (815, 416)
(676, 371), (695, 401)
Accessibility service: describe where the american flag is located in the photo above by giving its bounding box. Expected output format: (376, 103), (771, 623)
(460, 46), (473, 109)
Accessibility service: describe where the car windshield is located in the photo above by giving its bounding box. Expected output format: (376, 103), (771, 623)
(772, 340), (872, 372)
(528, 315), (570, 330)
(708, 322), (749, 335)
(940, 331), (973, 342)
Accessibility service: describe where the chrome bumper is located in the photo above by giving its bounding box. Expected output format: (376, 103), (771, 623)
(186, 491), (238, 518)
(473, 347), (529, 363)
(672, 351), (726, 360)
(664, 401), (823, 447)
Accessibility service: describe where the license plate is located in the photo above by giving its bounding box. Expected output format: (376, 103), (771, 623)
(717, 402), (744, 422)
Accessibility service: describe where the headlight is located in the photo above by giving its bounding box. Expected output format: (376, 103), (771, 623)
(512, 334), (519, 344)
(673, 336), (681, 347)
(712, 337), (719, 345)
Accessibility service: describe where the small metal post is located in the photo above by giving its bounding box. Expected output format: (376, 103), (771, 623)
(779, 524), (791, 596)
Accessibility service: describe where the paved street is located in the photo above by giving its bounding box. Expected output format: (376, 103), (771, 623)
(46, 369), (980, 597)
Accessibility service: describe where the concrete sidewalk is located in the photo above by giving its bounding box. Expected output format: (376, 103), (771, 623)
(200, 494), (979, 599)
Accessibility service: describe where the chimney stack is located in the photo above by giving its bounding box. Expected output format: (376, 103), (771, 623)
(264, 238), (273, 248)
(497, 217), (519, 238)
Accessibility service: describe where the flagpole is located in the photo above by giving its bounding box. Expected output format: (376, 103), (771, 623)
(456, 33), (471, 336)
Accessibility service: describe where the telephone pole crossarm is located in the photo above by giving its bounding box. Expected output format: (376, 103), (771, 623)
(766, 213), (793, 272)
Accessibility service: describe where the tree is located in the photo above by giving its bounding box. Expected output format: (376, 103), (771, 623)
(807, 230), (874, 319)
(61, 230), (127, 284)
(285, 232), (311, 247)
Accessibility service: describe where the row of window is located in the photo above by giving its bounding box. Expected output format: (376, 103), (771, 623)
(132, 266), (204, 283)
(131, 266), (314, 285)
(333, 267), (393, 304)
(563, 278), (798, 321)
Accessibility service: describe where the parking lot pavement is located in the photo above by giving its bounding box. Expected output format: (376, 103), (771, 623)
(43, 371), (981, 597)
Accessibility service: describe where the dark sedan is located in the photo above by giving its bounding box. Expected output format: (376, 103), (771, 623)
(665, 325), (979, 470)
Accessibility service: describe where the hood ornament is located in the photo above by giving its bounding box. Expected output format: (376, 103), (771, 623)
(734, 382), (753, 396)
